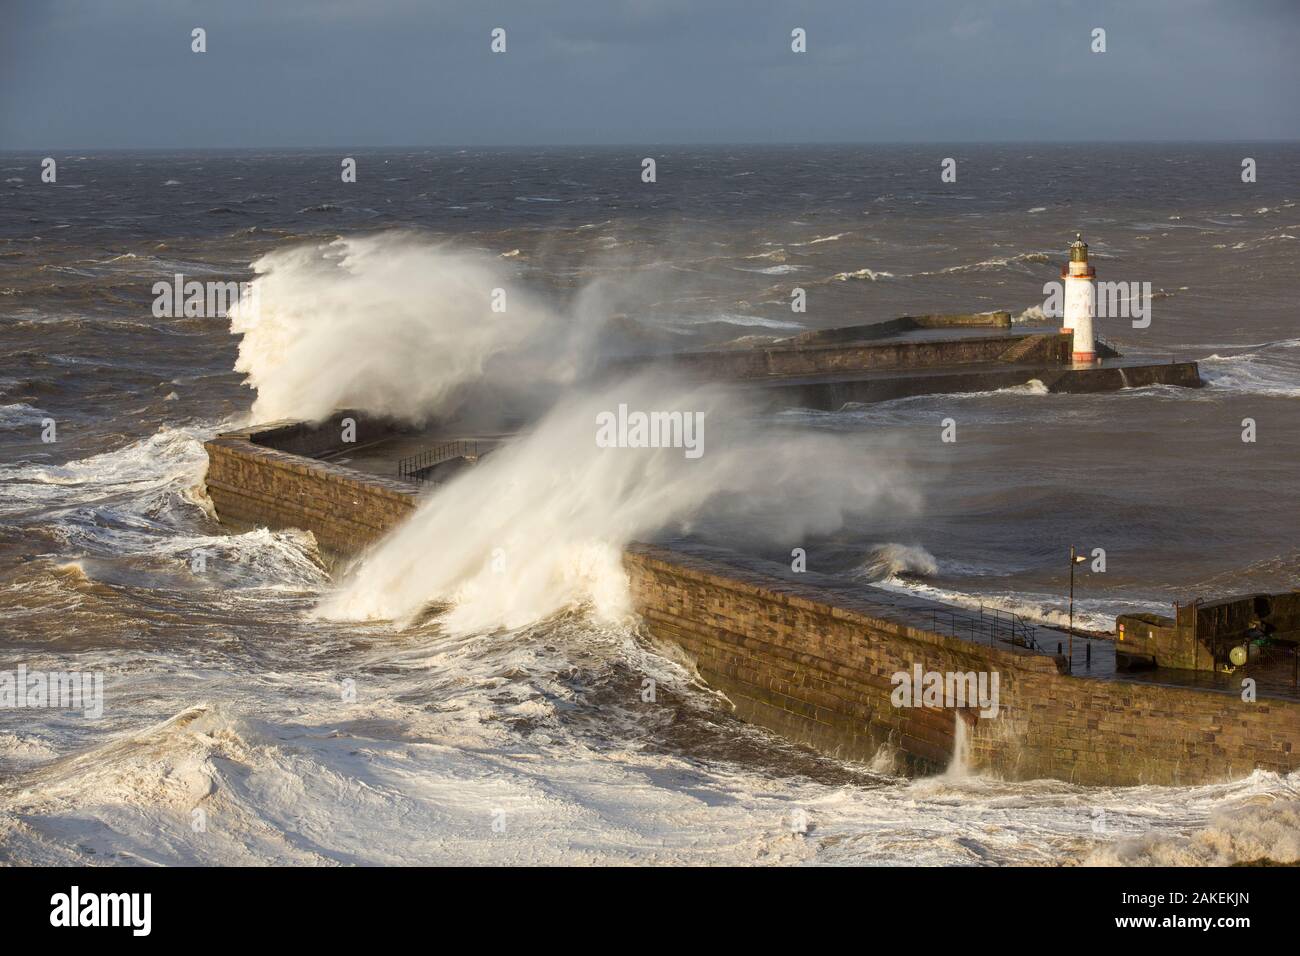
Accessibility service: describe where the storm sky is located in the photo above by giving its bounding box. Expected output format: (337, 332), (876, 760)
(2, 0), (1297, 149)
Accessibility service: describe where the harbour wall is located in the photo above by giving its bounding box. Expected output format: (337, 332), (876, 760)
(204, 417), (415, 560)
(203, 420), (1300, 786)
(787, 312), (1012, 346)
(617, 331), (1072, 380)
(755, 360), (1202, 410)
(626, 544), (1300, 785)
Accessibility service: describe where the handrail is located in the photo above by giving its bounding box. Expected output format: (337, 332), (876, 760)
(397, 440), (480, 484)
(928, 605), (1041, 651)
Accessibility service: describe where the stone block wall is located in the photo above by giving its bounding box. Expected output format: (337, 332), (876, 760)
(789, 312), (1012, 346)
(1042, 361), (1202, 393)
(203, 430), (417, 561)
(623, 544), (1300, 786)
(621, 333), (1070, 381)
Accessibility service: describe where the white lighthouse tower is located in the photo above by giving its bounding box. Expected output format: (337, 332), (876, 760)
(1062, 232), (1096, 363)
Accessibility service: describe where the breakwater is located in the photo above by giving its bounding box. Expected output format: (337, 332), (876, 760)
(619, 329), (1071, 380)
(203, 414), (1300, 786)
(611, 322), (1201, 407)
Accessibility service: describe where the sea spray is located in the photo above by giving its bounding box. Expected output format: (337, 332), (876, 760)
(859, 543), (939, 579)
(229, 233), (594, 424)
(227, 233), (923, 632)
(317, 374), (920, 633)
(946, 712), (972, 779)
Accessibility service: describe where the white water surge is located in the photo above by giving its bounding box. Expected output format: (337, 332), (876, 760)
(320, 375), (919, 633)
(230, 233), (596, 424)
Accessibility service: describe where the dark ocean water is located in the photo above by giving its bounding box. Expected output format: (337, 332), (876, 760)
(1, 145), (1298, 865)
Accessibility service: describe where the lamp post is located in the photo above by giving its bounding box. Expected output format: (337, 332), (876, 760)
(1068, 546), (1087, 672)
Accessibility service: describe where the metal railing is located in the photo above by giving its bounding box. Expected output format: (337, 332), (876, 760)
(929, 605), (1041, 651)
(397, 440), (479, 485)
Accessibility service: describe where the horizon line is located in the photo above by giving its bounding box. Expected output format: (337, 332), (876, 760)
(4, 138), (1300, 154)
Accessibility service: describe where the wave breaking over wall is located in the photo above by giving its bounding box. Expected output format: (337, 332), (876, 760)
(317, 376), (920, 633)
(230, 233), (593, 424)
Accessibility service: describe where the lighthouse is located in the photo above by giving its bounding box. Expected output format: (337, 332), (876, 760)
(1062, 232), (1096, 363)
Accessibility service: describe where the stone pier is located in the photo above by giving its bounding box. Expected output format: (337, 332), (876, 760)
(203, 413), (1299, 787)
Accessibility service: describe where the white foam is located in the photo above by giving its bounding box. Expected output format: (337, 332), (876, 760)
(790, 233), (850, 246)
(231, 234), (578, 424)
(912, 252), (1052, 277)
(1201, 338), (1300, 397)
(1086, 775), (1300, 866)
(0, 402), (48, 428)
(0, 424), (214, 512)
(735, 264), (806, 275)
(831, 267), (893, 282)
(712, 313), (804, 329)
(319, 376), (918, 633)
(859, 543), (938, 579)
(869, 575), (1158, 633)
(7, 657), (1292, 865)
